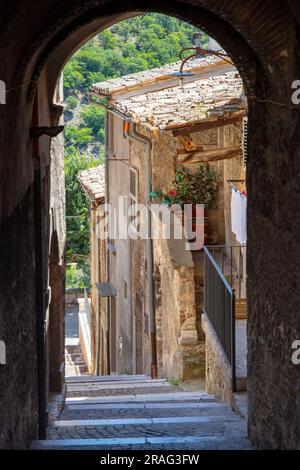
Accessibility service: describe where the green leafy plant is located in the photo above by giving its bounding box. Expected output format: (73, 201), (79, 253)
(151, 164), (220, 209)
(169, 377), (182, 386)
(174, 164), (220, 208)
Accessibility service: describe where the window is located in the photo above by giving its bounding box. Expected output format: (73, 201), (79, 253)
(129, 167), (139, 232)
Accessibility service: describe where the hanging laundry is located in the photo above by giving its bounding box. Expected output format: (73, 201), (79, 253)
(231, 188), (247, 244)
(239, 194), (247, 245)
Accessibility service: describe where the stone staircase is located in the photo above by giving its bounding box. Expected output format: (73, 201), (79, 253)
(31, 375), (252, 450)
(65, 343), (89, 377)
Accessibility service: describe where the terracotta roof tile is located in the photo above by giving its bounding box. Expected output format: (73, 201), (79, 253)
(111, 71), (245, 131)
(77, 165), (105, 204)
(91, 55), (228, 97)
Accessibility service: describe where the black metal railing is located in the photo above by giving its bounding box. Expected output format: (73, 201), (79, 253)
(203, 246), (236, 391)
(205, 245), (246, 298)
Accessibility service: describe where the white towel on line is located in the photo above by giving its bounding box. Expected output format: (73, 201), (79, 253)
(231, 189), (247, 244)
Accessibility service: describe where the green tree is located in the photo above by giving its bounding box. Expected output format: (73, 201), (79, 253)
(80, 104), (105, 141)
(65, 145), (103, 286)
(65, 126), (93, 149)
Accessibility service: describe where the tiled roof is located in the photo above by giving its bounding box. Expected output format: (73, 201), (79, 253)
(91, 55), (230, 97)
(111, 70), (245, 131)
(77, 165), (105, 204)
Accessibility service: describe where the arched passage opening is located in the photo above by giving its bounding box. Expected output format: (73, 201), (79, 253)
(1, 0), (300, 451)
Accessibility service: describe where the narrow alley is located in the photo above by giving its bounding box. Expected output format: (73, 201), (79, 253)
(32, 375), (251, 450)
(1, 0), (300, 454)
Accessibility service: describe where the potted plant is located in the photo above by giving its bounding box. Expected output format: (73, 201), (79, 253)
(150, 164), (220, 244)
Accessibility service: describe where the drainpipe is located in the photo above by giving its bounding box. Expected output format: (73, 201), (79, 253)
(32, 95), (47, 439)
(124, 121), (158, 379)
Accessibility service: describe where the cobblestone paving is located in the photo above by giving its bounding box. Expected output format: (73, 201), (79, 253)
(61, 405), (231, 420)
(32, 375), (253, 450)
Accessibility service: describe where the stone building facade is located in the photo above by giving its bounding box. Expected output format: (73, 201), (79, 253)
(77, 165), (106, 375)
(88, 55), (247, 381)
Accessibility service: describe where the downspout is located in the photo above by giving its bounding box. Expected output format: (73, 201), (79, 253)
(124, 122), (158, 379)
(32, 94), (47, 439)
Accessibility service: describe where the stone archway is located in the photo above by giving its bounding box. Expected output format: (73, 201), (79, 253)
(1, 0), (300, 450)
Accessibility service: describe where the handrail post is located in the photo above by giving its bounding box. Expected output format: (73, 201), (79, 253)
(231, 289), (237, 392)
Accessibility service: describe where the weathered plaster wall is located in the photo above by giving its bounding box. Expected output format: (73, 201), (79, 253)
(108, 114), (132, 374)
(129, 128), (151, 375)
(89, 206), (99, 374)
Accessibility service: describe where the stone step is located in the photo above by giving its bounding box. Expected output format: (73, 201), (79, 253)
(65, 352), (84, 359)
(65, 345), (82, 354)
(66, 391), (215, 405)
(65, 365), (89, 376)
(67, 379), (169, 390)
(46, 420), (245, 442)
(31, 434), (253, 450)
(66, 374), (149, 383)
(62, 401), (230, 420)
(66, 382), (173, 398)
(51, 413), (240, 429)
(65, 358), (85, 366)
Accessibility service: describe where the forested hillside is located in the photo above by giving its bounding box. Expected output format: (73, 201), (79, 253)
(64, 13), (205, 287)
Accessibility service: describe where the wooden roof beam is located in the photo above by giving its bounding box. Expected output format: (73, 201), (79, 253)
(170, 114), (244, 137)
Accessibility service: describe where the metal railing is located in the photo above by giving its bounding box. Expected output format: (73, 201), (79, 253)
(203, 246), (236, 391)
(206, 244), (246, 298)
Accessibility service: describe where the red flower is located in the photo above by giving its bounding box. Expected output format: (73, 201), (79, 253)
(168, 189), (177, 197)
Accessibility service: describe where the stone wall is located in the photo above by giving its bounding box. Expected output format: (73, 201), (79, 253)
(0, 185), (38, 449)
(202, 313), (232, 403)
(48, 73), (66, 395)
(65, 288), (84, 306)
(153, 215), (205, 380)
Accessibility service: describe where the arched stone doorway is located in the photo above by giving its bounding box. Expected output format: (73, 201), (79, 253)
(1, 0), (300, 450)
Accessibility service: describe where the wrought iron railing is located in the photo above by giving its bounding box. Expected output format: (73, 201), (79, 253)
(203, 246), (236, 391)
(206, 245), (246, 298)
